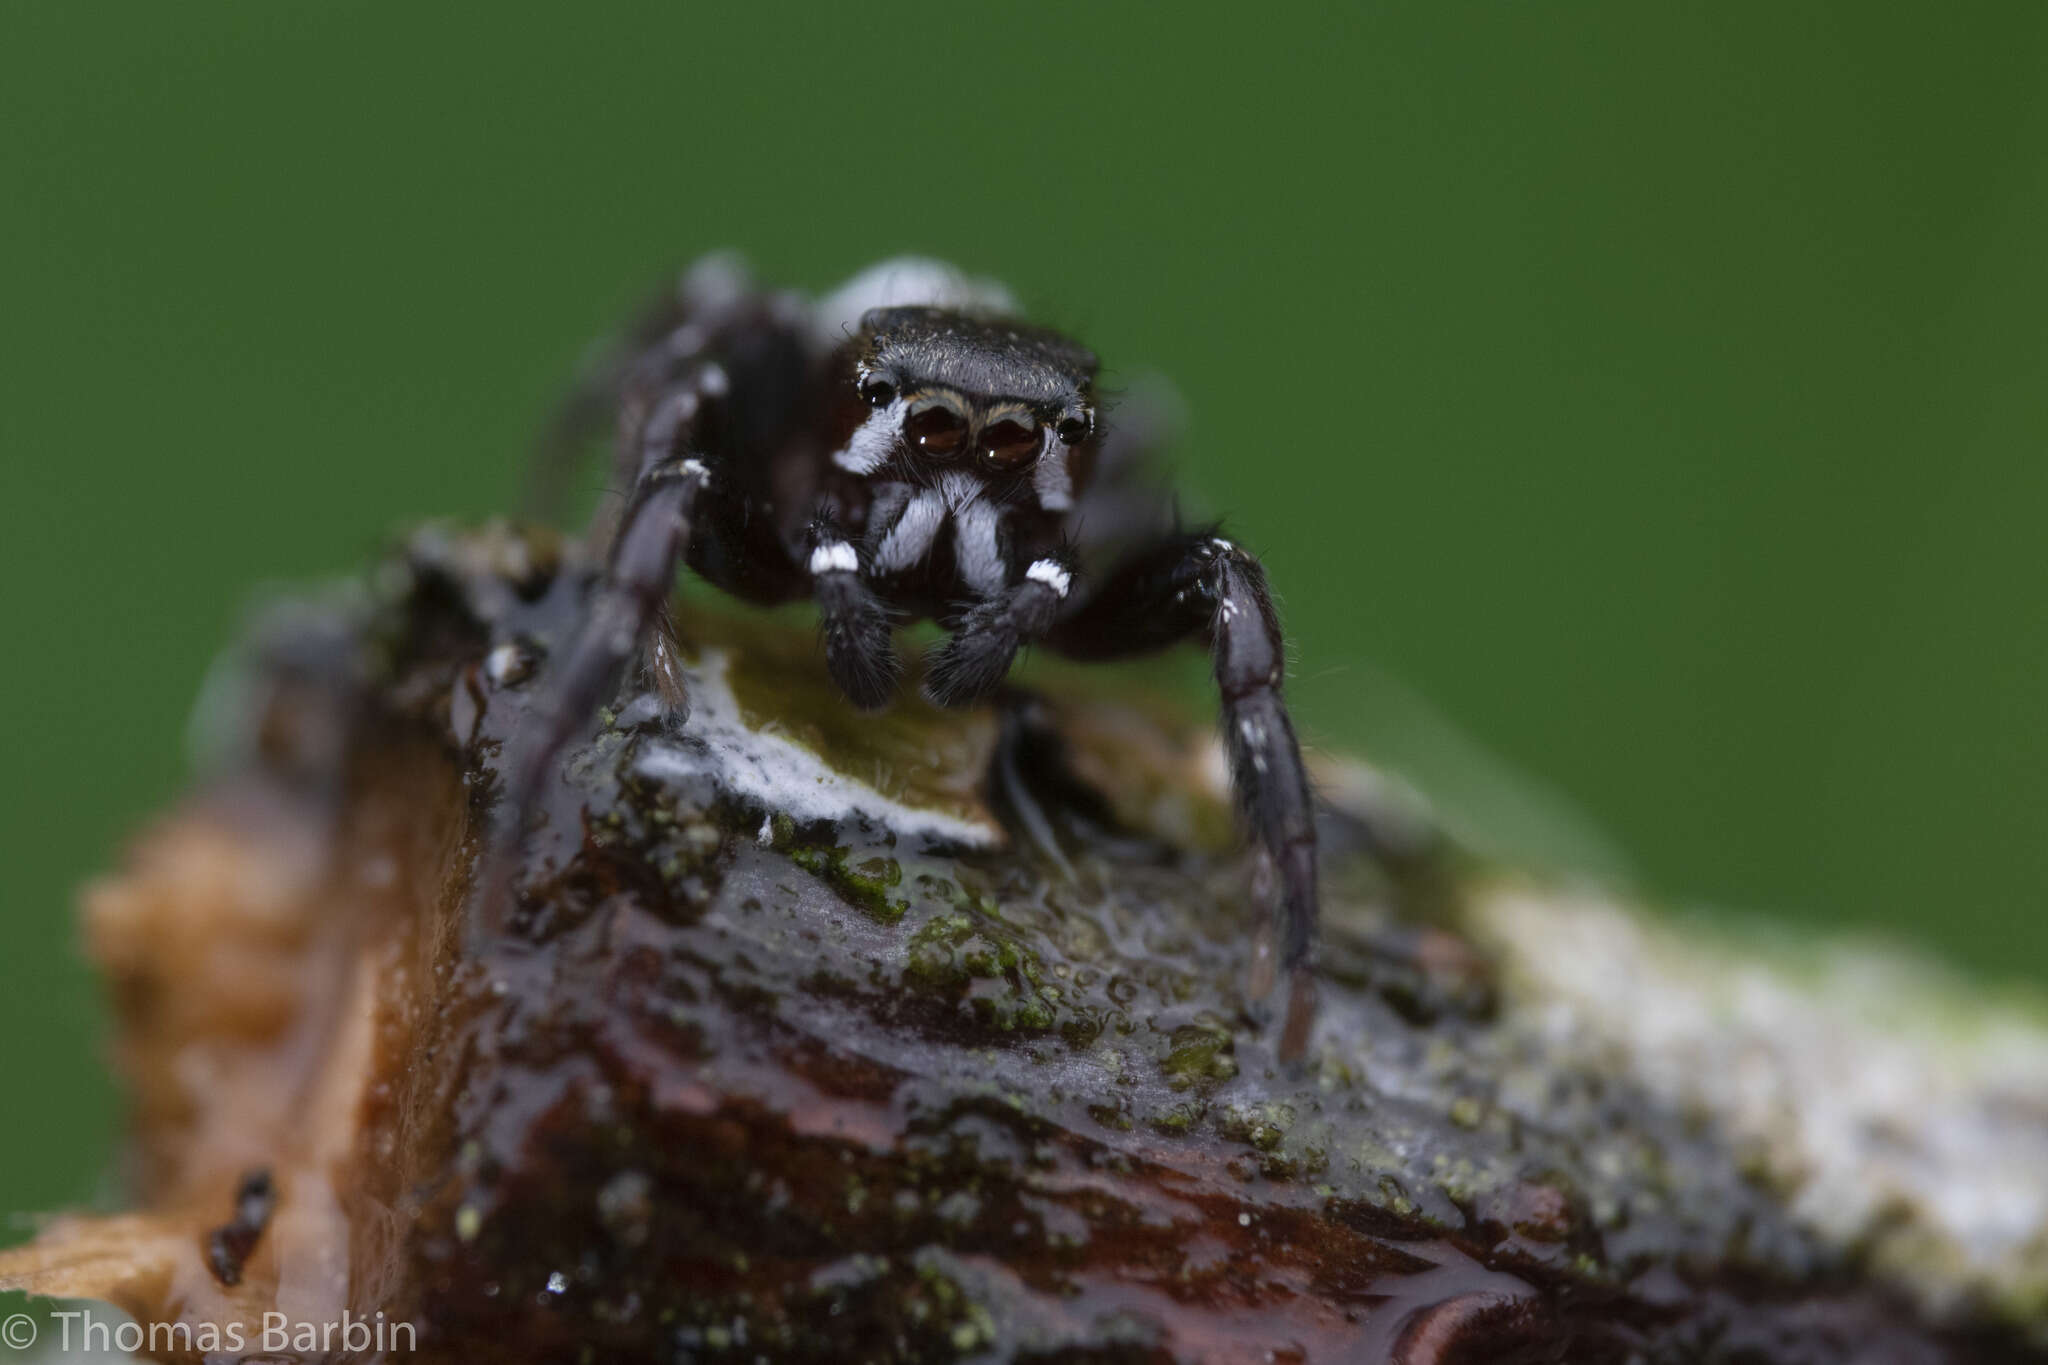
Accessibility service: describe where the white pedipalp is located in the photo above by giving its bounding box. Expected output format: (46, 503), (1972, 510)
(831, 399), (907, 475)
(874, 489), (946, 572)
(870, 472), (1017, 596)
(954, 498), (1007, 596)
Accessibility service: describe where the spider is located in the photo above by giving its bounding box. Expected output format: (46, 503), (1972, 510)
(505, 255), (1320, 1058)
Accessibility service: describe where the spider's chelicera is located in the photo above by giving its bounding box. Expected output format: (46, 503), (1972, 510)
(508, 256), (1320, 1057)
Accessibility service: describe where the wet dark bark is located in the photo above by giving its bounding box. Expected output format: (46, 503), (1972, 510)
(3, 522), (2042, 1365)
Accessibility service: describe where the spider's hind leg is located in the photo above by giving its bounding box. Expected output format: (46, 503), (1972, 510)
(1049, 531), (1320, 1059)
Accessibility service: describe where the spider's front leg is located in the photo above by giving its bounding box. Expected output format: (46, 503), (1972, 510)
(483, 377), (717, 929)
(923, 551), (1078, 708)
(1050, 532), (1319, 1059)
(519, 254), (756, 525)
(807, 515), (898, 710)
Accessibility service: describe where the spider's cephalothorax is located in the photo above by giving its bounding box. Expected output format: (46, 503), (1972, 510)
(510, 256), (1321, 1058)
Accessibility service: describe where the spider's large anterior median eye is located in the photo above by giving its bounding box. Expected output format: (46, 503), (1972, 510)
(979, 418), (1042, 469)
(904, 403), (968, 458)
(859, 375), (896, 408)
(1056, 414), (1092, 446)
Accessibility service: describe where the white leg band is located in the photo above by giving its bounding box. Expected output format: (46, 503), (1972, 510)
(808, 541), (859, 576)
(1024, 559), (1072, 599)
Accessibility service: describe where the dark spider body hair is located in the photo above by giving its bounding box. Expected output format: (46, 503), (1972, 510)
(508, 255), (1320, 1058)
(855, 306), (1099, 412)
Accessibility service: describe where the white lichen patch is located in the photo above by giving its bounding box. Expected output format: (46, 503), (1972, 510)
(1477, 885), (2048, 1325)
(632, 647), (1000, 848)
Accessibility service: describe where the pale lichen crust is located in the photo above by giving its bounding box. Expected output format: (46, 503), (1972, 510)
(1478, 884), (2048, 1331)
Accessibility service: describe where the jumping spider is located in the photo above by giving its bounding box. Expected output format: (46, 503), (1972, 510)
(507, 256), (1319, 1057)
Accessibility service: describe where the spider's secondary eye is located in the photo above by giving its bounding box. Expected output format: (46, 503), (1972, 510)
(904, 403), (968, 457)
(979, 419), (1042, 469)
(1056, 414), (1091, 446)
(859, 375), (896, 408)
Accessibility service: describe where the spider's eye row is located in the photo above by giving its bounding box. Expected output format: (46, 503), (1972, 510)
(904, 404), (968, 458)
(1056, 414), (1092, 446)
(979, 419), (1042, 470)
(859, 375), (897, 408)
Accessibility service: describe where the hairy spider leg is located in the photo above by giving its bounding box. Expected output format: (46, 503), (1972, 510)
(519, 257), (759, 525)
(922, 548), (1079, 709)
(1048, 532), (1319, 1060)
(806, 513), (899, 710)
(482, 374), (719, 932)
(519, 302), (694, 525)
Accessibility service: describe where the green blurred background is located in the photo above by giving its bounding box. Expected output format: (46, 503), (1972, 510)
(3, 0), (2044, 1261)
